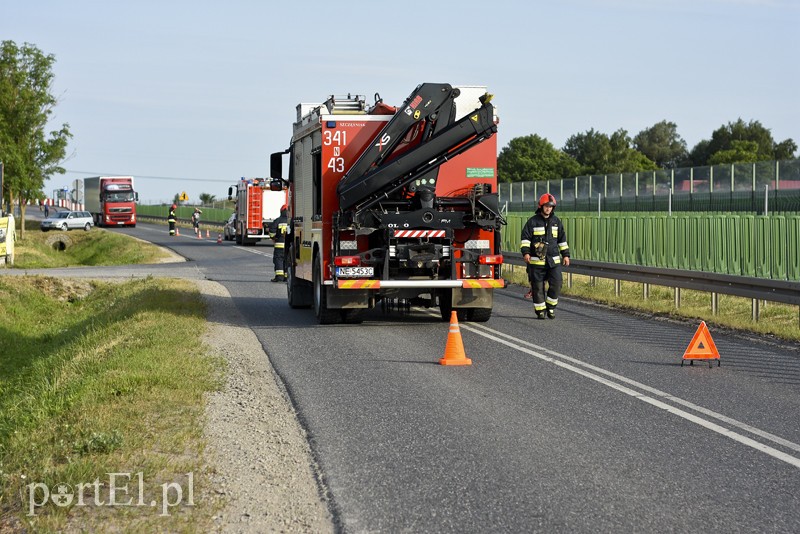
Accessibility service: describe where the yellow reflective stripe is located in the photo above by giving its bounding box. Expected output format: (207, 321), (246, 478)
(339, 280), (381, 289)
(275, 243), (284, 248)
(461, 279), (505, 288)
(532, 228), (545, 235)
(559, 242), (569, 250)
(546, 296), (558, 306)
(520, 239), (531, 246)
(552, 256), (561, 264)
(530, 259), (546, 266)
(533, 302), (546, 311)
(551, 227), (558, 236)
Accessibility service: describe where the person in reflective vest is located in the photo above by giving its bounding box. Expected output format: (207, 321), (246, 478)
(520, 193), (570, 319)
(168, 204), (177, 236)
(269, 205), (289, 282)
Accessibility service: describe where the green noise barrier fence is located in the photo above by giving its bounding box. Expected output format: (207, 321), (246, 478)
(136, 204), (232, 224)
(503, 213), (800, 282)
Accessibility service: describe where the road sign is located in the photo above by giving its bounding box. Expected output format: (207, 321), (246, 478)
(179, 192), (189, 201)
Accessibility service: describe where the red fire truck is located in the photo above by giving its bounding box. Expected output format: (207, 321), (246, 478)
(227, 178), (287, 246)
(270, 83), (505, 324)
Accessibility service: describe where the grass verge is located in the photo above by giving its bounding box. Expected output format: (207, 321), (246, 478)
(12, 220), (173, 269)
(504, 264), (800, 342)
(0, 275), (224, 532)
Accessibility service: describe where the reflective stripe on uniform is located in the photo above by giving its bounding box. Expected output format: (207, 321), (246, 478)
(274, 243), (284, 249)
(533, 302), (546, 311)
(559, 241), (569, 251)
(530, 259), (546, 266)
(546, 296), (558, 307)
(532, 227), (545, 235)
(552, 256), (561, 264)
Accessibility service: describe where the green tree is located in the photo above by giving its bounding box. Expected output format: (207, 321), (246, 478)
(497, 134), (581, 183)
(199, 192), (216, 205)
(0, 40), (71, 238)
(633, 120), (688, 169)
(707, 140), (760, 165)
(564, 128), (657, 174)
(689, 118), (796, 165)
(774, 139), (798, 161)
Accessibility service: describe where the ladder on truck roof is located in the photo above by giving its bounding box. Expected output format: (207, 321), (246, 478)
(322, 94), (367, 115)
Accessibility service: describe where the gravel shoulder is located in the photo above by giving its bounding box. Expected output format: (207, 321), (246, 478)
(10, 216), (333, 532)
(196, 280), (334, 533)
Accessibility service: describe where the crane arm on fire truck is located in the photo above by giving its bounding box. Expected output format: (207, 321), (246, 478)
(336, 92), (497, 213)
(336, 83), (459, 192)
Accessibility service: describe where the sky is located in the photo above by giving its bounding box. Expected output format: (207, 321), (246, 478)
(4, 0), (798, 204)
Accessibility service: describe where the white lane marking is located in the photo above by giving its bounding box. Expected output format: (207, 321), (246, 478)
(467, 321), (800, 456)
(428, 313), (800, 468)
(236, 247), (272, 258)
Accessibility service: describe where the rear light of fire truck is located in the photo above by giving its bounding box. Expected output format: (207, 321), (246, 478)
(334, 256), (361, 267)
(478, 255), (503, 265)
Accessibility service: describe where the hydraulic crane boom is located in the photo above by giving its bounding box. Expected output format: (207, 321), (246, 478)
(336, 83), (497, 212)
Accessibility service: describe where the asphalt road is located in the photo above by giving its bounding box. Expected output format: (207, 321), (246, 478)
(13, 220), (800, 533)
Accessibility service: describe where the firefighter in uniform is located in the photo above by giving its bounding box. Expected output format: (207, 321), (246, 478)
(269, 205), (289, 282)
(520, 193), (570, 319)
(168, 204), (177, 236)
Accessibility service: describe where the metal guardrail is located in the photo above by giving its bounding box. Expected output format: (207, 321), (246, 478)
(502, 252), (800, 308)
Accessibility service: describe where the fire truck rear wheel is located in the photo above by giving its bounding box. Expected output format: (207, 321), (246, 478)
(286, 244), (312, 309)
(340, 309), (364, 324)
(467, 308), (492, 322)
(313, 258), (341, 324)
(438, 290), (467, 322)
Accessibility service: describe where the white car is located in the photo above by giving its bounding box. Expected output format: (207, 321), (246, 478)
(40, 210), (94, 232)
(223, 213), (236, 241)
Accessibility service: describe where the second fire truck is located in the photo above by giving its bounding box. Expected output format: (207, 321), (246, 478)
(227, 178), (287, 245)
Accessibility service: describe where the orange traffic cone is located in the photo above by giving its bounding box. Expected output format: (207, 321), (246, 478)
(176, 227), (180, 236)
(206, 229), (210, 238)
(217, 233), (222, 244)
(439, 311), (472, 366)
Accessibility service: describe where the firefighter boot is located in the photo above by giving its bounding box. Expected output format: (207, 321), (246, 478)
(547, 308), (555, 319)
(536, 310), (546, 320)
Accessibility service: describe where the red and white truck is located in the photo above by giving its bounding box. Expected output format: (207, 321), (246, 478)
(270, 83), (505, 324)
(227, 178), (288, 245)
(84, 176), (138, 227)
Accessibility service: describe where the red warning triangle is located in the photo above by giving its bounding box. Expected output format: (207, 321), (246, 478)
(682, 321), (720, 361)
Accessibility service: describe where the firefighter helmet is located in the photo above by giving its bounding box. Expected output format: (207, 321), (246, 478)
(538, 193), (556, 208)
